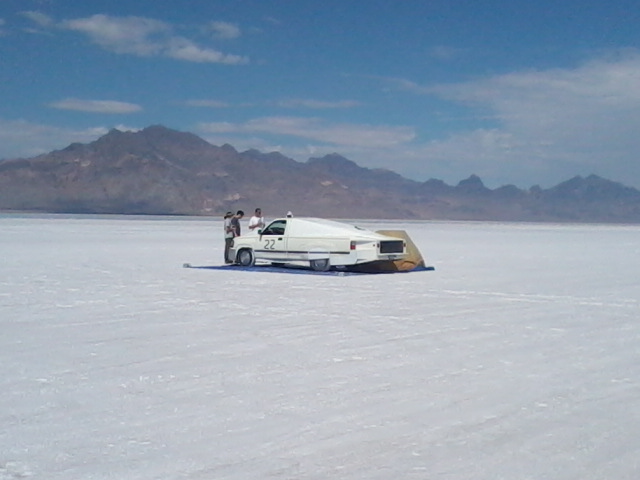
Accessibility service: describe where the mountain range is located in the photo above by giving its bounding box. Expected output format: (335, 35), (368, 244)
(2, 125), (640, 223)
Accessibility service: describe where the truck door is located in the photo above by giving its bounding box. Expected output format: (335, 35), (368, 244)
(259, 220), (288, 263)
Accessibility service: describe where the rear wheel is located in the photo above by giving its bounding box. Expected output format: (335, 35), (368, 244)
(310, 258), (330, 272)
(237, 249), (255, 267)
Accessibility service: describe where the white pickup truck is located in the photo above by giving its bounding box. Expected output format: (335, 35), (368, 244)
(230, 217), (407, 271)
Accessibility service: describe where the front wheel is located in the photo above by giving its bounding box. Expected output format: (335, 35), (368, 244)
(237, 249), (255, 267)
(310, 258), (330, 272)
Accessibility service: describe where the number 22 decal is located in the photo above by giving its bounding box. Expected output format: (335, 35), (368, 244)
(264, 239), (276, 250)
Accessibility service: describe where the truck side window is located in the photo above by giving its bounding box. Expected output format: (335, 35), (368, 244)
(263, 220), (287, 236)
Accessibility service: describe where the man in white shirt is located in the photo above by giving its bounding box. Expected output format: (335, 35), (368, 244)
(248, 207), (265, 233)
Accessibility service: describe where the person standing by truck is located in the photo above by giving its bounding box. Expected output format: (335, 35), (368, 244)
(230, 210), (244, 238)
(248, 207), (265, 233)
(223, 211), (234, 264)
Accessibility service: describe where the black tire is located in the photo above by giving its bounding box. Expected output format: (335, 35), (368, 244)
(310, 258), (330, 272)
(237, 249), (255, 267)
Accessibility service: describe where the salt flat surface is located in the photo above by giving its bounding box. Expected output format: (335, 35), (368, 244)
(1, 215), (639, 479)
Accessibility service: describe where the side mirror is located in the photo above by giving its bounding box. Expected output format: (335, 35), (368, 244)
(257, 229), (263, 235)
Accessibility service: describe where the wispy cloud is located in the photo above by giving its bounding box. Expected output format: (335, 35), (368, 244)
(197, 53), (640, 187)
(49, 98), (142, 114)
(0, 119), (115, 159)
(276, 99), (361, 109)
(58, 14), (248, 64)
(433, 53), (640, 135)
(184, 98), (358, 109)
(208, 21), (241, 40)
(0, 18), (6, 36)
(388, 51), (640, 186)
(198, 116), (415, 148)
(165, 36), (246, 64)
(263, 16), (282, 26)
(61, 14), (168, 56)
(386, 77), (433, 95)
(20, 11), (54, 27)
(428, 45), (464, 60)
(184, 99), (231, 108)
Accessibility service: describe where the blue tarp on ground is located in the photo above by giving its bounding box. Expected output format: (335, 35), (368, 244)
(183, 263), (435, 276)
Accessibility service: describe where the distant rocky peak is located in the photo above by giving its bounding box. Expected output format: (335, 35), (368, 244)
(241, 149), (298, 167)
(456, 174), (488, 192)
(142, 124), (171, 134)
(307, 153), (362, 174)
(551, 174), (616, 193)
(220, 143), (238, 153)
(546, 173), (639, 201)
(92, 128), (127, 144)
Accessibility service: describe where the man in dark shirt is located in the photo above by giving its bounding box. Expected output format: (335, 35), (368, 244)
(230, 210), (244, 238)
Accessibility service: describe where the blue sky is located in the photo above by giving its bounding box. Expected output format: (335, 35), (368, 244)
(2, 0), (640, 188)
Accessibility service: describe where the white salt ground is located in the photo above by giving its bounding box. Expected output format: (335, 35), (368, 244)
(1, 214), (639, 479)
